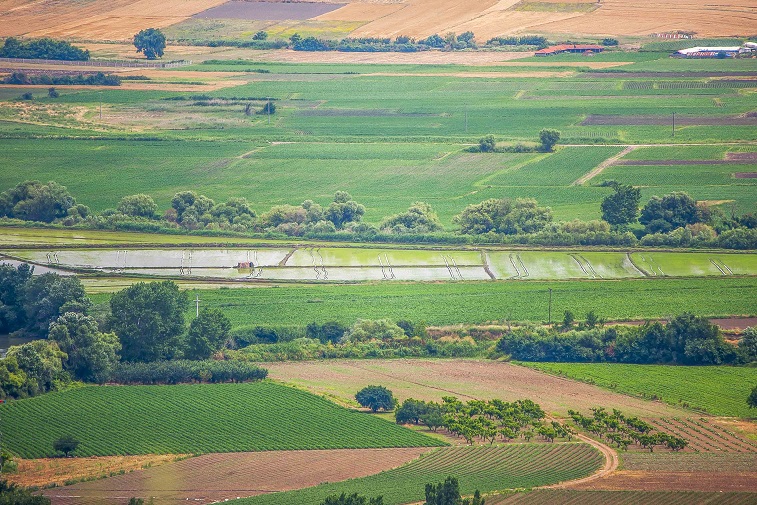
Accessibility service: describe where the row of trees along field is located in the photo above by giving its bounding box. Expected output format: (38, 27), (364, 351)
(1, 180), (755, 249)
(0, 264), (266, 400)
(382, 390), (688, 452)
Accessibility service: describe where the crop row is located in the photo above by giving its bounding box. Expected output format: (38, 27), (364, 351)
(0, 382), (443, 458)
(233, 444), (603, 505)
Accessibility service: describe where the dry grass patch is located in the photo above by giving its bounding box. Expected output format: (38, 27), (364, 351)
(6, 454), (185, 489)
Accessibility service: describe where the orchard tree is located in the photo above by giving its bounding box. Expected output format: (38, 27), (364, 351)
(185, 308), (232, 360)
(109, 280), (189, 362)
(133, 28), (166, 60)
(48, 312), (121, 383)
(601, 182), (641, 226)
(356, 385), (396, 412)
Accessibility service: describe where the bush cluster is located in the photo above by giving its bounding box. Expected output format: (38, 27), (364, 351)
(0, 37), (89, 61)
(108, 360), (268, 384)
(4, 71), (120, 86)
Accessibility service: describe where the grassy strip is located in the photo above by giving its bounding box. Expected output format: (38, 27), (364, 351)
(519, 362), (757, 418)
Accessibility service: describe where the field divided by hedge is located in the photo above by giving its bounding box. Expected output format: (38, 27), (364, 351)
(0, 382), (444, 458)
(233, 444), (603, 505)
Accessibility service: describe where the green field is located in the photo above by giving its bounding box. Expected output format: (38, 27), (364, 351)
(0, 381), (443, 458)
(2, 58), (757, 224)
(232, 444), (603, 505)
(519, 363), (757, 418)
(133, 277), (757, 327)
(491, 491), (757, 505)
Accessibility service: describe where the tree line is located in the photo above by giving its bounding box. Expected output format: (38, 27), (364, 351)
(0, 37), (89, 61)
(0, 265), (265, 400)
(2, 180), (754, 249)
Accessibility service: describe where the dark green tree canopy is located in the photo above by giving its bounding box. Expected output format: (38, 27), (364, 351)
(133, 28), (166, 59)
(538, 129), (560, 152)
(0, 262), (33, 334)
(424, 477), (484, 505)
(0, 478), (51, 504)
(321, 493), (384, 505)
(53, 435), (79, 457)
(117, 194), (158, 218)
(478, 135), (496, 153)
(748, 385), (757, 409)
(48, 312), (121, 383)
(454, 198), (552, 235)
(326, 191), (365, 229)
(185, 308), (232, 360)
(640, 192), (700, 233)
(601, 183), (641, 226)
(306, 321), (347, 344)
(22, 273), (90, 338)
(355, 385), (396, 412)
(109, 280), (189, 362)
(380, 202), (443, 234)
(0, 180), (83, 223)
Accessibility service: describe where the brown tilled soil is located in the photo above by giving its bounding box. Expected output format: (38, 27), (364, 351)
(194, 1), (346, 20)
(44, 447), (431, 505)
(266, 359), (687, 418)
(727, 153), (757, 162)
(734, 173), (757, 179)
(490, 490), (757, 504)
(582, 115), (757, 126)
(646, 417), (757, 453)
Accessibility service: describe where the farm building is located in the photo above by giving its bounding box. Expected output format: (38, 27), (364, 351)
(534, 44), (604, 56)
(673, 46), (747, 58)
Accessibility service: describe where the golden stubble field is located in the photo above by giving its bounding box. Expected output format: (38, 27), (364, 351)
(2, 0), (754, 42)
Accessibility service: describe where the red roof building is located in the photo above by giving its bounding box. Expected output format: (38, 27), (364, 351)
(534, 44), (604, 56)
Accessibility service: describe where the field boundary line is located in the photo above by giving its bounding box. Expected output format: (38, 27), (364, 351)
(572, 146), (637, 186)
(540, 433), (618, 489)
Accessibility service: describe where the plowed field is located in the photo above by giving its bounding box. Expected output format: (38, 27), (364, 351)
(44, 448), (431, 505)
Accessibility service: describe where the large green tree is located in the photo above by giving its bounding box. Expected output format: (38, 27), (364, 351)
(0, 479), (51, 505)
(185, 308), (232, 360)
(640, 192), (700, 234)
(355, 385), (395, 412)
(601, 182), (641, 226)
(5, 340), (66, 396)
(380, 202), (443, 234)
(133, 28), (166, 60)
(22, 273), (90, 338)
(0, 180), (83, 223)
(109, 281), (189, 362)
(739, 326), (757, 363)
(0, 262), (33, 334)
(538, 129), (560, 152)
(117, 194), (157, 218)
(454, 198), (552, 235)
(424, 477), (484, 505)
(48, 312), (121, 383)
(748, 385), (757, 409)
(326, 191), (365, 229)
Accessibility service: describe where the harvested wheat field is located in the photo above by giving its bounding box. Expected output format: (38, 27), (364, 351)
(0, 0), (228, 40)
(43, 448), (431, 505)
(265, 359), (689, 418)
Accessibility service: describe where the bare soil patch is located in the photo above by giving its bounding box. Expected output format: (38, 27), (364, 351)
(582, 114), (757, 126)
(194, 1), (346, 21)
(265, 359), (688, 418)
(6, 455), (184, 489)
(491, 490), (757, 504)
(727, 152), (757, 162)
(44, 447), (430, 505)
(734, 172), (757, 179)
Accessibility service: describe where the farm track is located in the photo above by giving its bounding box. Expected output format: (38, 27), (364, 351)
(572, 146), (637, 186)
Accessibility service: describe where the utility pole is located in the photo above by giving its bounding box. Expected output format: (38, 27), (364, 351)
(548, 288), (553, 325)
(195, 293), (200, 318)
